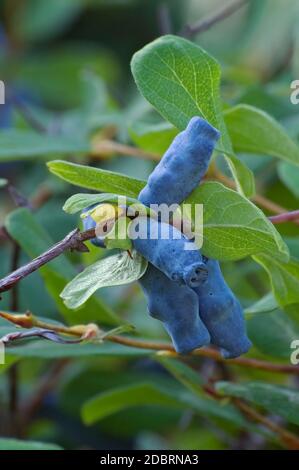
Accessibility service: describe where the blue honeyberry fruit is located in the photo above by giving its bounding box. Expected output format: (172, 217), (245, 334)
(193, 258), (252, 359)
(138, 116), (220, 207)
(130, 217), (207, 288)
(140, 263), (210, 353)
(81, 206), (105, 248)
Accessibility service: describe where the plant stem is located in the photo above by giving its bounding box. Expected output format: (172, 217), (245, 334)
(0, 228), (95, 294)
(180, 0), (251, 38)
(269, 210), (299, 224)
(2, 312), (299, 377)
(91, 139), (160, 161)
(21, 359), (70, 432)
(109, 335), (299, 375)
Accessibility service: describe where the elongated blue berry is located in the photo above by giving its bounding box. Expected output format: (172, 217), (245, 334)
(193, 258), (252, 358)
(140, 264), (210, 353)
(130, 217), (207, 288)
(138, 116), (220, 207)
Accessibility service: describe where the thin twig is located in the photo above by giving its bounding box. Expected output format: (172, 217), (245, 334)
(0, 228), (95, 294)
(91, 139), (160, 161)
(30, 184), (53, 210)
(157, 3), (172, 35)
(180, 0), (251, 38)
(108, 335), (299, 376)
(9, 91), (48, 133)
(269, 210), (299, 224)
(21, 359), (70, 430)
(7, 184), (32, 210)
(1, 312), (299, 377)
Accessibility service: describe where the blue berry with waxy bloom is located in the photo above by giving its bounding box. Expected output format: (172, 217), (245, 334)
(138, 116), (220, 207)
(193, 258), (252, 359)
(130, 217), (207, 288)
(140, 263), (210, 353)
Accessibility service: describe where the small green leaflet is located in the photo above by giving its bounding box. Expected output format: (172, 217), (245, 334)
(0, 178), (8, 188)
(247, 310), (299, 359)
(61, 249), (148, 309)
(224, 104), (299, 165)
(131, 34), (254, 197)
(48, 160), (145, 198)
(63, 192), (139, 214)
(63, 192), (155, 218)
(254, 254), (299, 307)
(185, 182), (289, 262)
(244, 292), (278, 315)
(0, 438), (62, 451)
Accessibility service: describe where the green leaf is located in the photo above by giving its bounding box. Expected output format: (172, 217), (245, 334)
(82, 381), (245, 426)
(278, 162), (299, 199)
(247, 309), (299, 359)
(220, 151), (255, 199)
(245, 292), (278, 315)
(63, 192), (139, 214)
(216, 381), (299, 426)
(61, 250), (147, 309)
(63, 193), (154, 219)
(0, 129), (89, 162)
(129, 120), (178, 155)
(0, 178), (8, 188)
(185, 182), (288, 261)
(131, 35), (227, 149)
(131, 34), (252, 196)
(4, 208), (119, 326)
(82, 382), (179, 424)
(48, 160), (145, 198)
(254, 254), (299, 307)
(3, 335), (151, 359)
(224, 104), (299, 165)
(0, 438), (62, 450)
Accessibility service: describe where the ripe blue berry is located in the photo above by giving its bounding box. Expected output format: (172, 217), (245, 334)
(193, 258), (252, 358)
(140, 263), (210, 353)
(138, 116), (220, 207)
(130, 217), (207, 288)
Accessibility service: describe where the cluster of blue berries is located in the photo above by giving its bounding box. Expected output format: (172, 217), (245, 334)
(83, 117), (252, 358)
